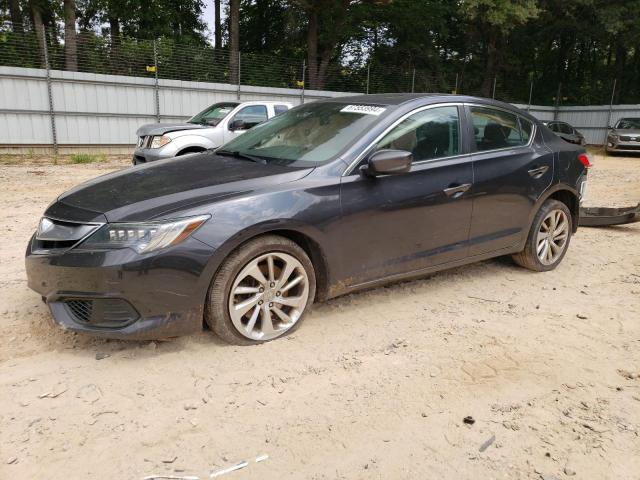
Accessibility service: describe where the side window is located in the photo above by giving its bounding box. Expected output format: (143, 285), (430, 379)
(547, 122), (558, 132)
(520, 117), (533, 142)
(375, 106), (460, 162)
(274, 105), (289, 116)
(231, 105), (268, 129)
(559, 123), (573, 134)
(470, 106), (528, 151)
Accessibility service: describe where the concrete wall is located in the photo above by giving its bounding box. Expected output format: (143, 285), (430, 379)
(1, 65), (639, 152)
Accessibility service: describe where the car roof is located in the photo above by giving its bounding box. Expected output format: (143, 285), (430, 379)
(322, 93), (538, 120)
(239, 100), (292, 105)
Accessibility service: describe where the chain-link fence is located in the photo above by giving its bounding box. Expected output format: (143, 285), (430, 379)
(3, 23), (628, 107)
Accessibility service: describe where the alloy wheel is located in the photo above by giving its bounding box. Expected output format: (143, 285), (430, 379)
(536, 209), (569, 265)
(228, 252), (310, 341)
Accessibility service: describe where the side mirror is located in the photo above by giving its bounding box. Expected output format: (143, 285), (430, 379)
(229, 119), (246, 131)
(364, 149), (413, 176)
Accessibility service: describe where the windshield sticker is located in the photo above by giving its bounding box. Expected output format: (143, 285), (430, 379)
(340, 105), (386, 116)
(218, 108), (232, 114)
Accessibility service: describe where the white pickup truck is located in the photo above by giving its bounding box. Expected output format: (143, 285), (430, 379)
(132, 100), (292, 165)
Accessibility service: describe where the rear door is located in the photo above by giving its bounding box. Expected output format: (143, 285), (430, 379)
(466, 105), (553, 256)
(338, 104), (474, 285)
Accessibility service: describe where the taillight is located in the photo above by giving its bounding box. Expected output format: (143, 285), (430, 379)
(578, 153), (592, 169)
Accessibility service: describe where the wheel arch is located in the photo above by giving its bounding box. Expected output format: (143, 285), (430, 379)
(547, 189), (580, 232)
(516, 185), (580, 252)
(205, 226), (332, 304)
(177, 146), (207, 156)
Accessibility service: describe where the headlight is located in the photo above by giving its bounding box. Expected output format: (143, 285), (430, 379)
(80, 215), (209, 253)
(150, 135), (172, 149)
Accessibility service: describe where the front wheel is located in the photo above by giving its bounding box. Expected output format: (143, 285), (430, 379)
(512, 199), (572, 272)
(206, 235), (316, 345)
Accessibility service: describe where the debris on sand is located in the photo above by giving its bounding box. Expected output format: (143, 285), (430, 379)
(463, 416), (475, 425)
(479, 434), (496, 452)
(209, 461), (249, 478)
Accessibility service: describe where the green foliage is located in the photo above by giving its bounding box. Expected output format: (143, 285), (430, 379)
(0, 0), (639, 105)
(70, 153), (106, 163)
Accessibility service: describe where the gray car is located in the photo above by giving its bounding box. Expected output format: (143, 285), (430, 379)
(543, 121), (586, 146)
(606, 117), (640, 154)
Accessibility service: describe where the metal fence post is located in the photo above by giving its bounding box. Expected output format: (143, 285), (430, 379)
(603, 78), (617, 145)
(237, 51), (241, 100)
(492, 76), (497, 99)
(153, 39), (160, 123)
(411, 68), (416, 93)
(527, 81), (533, 111)
(554, 83), (562, 120)
(454, 73), (459, 94)
(42, 25), (58, 155)
(366, 63), (370, 95)
(301, 59), (306, 104)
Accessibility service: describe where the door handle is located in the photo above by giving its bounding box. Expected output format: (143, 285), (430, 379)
(443, 183), (472, 198)
(528, 165), (549, 178)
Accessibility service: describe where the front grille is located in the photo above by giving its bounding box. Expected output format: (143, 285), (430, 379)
(620, 135), (640, 142)
(63, 298), (139, 328)
(138, 136), (153, 148)
(32, 218), (100, 254)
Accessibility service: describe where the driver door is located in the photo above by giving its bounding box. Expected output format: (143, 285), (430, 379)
(338, 105), (474, 286)
(223, 105), (269, 143)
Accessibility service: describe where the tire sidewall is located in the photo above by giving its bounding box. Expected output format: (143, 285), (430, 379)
(527, 199), (572, 271)
(208, 236), (316, 345)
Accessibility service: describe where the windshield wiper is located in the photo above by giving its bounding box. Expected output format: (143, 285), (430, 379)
(216, 149), (267, 164)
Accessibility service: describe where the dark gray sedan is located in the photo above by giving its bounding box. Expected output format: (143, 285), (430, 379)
(25, 94), (590, 344)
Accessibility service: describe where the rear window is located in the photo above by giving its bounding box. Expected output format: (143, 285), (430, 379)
(274, 105), (289, 115)
(470, 106), (532, 151)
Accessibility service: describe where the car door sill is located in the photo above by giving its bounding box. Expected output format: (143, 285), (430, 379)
(335, 245), (520, 298)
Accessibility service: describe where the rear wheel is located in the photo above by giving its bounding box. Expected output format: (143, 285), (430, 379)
(512, 199), (572, 272)
(206, 235), (316, 345)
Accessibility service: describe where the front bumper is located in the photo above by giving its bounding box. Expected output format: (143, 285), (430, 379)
(25, 236), (217, 339)
(605, 140), (640, 153)
(132, 145), (179, 165)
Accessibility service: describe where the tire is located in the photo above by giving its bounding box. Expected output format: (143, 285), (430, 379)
(206, 235), (316, 345)
(512, 199), (572, 272)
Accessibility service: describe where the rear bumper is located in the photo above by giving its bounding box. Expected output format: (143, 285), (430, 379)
(25, 235), (218, 339)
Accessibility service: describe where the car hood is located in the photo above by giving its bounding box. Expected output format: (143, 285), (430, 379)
(136, 122), (206, 136)
(612, 128), (640, 136)
(52, 153), (313, 222)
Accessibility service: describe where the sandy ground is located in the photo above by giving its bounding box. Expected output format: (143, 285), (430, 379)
(1, 151), (639, 480)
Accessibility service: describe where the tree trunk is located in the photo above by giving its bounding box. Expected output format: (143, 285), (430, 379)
(613, 41), (626, 104)
(9, 0), (23, 33)
(229, 0), (240, 83)
(109, 16), (120, 41)
(481, 33), (498, 97)
(31, 2), (46, 68)
(306, 8), (319, 89)
(64, 0), (78, 71)
(214, 0), (222, 49)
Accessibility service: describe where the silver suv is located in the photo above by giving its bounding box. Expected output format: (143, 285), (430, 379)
(133, 101), (292, 165)
(606, 117), (640, 155)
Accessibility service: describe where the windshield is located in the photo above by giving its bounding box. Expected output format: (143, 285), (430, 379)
(189, 102), (239, 126)
(218, 102), (389, 166)
(615, 118), (640, 129)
